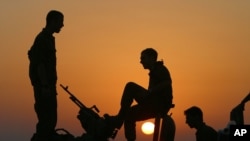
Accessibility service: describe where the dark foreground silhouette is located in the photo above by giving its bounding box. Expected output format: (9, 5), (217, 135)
(105, 48), (174, 141)
(27, 10), (248, 141)
(184, 92), (250, 141)
(28, 10), (64, 141)
(218, 92), (250, 141)
(184, 106), (218, 141)
(60, 84), (119, 141)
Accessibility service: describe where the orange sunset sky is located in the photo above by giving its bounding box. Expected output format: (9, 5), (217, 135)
(0, 1), (250, 141)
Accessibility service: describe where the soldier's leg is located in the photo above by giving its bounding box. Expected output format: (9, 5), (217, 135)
(47, 87), (57, 136)
(105, 82), (148, 130)
(124, 104), (156, 141)
(33, 87), (57, 140)
(34, 87), (50, 140)
(159, 115), (175, 141)
(118, 82), (148, 118)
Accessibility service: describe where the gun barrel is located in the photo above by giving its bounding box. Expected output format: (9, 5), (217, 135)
(241, 92), (250, 104)
(60, 84), (87, 109)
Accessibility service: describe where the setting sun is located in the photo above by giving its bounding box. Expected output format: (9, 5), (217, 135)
(141, 122), (155, 135)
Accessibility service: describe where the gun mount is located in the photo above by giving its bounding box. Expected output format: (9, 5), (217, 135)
(60, 84), (118, 141)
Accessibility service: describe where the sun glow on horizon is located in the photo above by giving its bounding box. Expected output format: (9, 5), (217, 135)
(141, 121), (155, 135)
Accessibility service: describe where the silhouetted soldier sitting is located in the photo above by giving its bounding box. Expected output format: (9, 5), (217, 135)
(106, 48), (173, 141)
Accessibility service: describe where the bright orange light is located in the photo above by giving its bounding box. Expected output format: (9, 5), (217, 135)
(141, 121), (155, 135)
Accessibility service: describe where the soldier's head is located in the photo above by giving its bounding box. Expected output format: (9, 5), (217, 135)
(140, 48), (158, 70)
(184, 106), (203, 129)
(46, 10), (64, 33)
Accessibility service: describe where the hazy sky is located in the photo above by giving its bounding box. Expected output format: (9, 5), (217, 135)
(1, 1), (250, 141)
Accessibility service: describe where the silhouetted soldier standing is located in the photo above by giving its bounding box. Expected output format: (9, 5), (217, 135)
(107, 48), (173, 141)
(28, 10), (64, 141)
